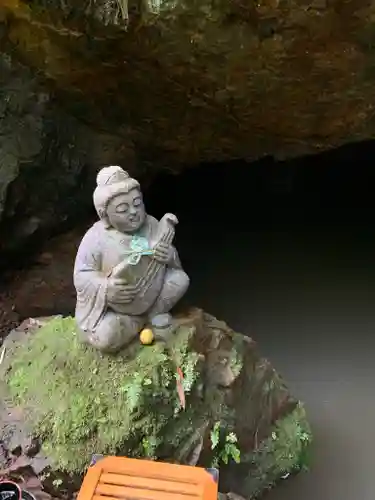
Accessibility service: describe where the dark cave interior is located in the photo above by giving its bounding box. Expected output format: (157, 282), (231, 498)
(143, 140), (375, 317)
(148, 139), (375, 225)
(145, 139), (375, 244)
(2, 138), (375, 279)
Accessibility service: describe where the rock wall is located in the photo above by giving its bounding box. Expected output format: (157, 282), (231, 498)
(2, 0), (375, 165)
(1, 0), (375, 255)
(0, 53), (135, 260)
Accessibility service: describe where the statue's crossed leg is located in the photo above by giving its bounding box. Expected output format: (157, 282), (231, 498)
(148, 268), (190, 319)
(84, 269), (189, 352)
(86, 313), (145, 353)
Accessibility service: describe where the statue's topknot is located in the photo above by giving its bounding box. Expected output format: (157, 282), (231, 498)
(96, 166), (130, 187)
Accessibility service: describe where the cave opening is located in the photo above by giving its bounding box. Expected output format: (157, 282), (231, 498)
(2, 140), (375, 499)
(144, 140), (375, 500)
(2, 138), (375, 297)
(144, 139), (375, 317)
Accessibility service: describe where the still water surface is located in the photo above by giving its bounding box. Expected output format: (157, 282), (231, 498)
(147, 156), (375, 500)
(191, 227), (375, 500)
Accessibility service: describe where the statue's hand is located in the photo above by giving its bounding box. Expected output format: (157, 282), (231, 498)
(153, 241), (172, 264)
(107, 278), (137, 305)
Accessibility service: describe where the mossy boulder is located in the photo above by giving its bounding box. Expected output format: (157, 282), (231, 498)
(1, 309), (311, 498)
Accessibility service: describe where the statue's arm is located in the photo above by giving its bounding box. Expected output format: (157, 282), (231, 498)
(168, 246), (183, 269)
(74, 231), (101, 277)
(73, 227), (109, 331)
(73, 229), (104, 286)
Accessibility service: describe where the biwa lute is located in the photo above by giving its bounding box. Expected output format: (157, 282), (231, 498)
(109, 213), (178, 315)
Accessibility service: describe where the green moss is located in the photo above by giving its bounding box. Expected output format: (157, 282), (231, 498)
(242, 403), (312, 497)
(4, 313), (313, 499)
(228, 347), (243, 379)
(5, 316), (200, 473)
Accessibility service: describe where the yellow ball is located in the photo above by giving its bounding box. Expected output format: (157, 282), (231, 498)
(140, 328), (154, 345)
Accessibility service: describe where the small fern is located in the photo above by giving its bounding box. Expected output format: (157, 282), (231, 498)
(210, 421), (241, 467)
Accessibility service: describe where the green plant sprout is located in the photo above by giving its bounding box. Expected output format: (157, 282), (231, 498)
(210, 421), (241, 467)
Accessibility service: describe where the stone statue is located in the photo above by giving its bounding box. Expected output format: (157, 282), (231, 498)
(73, 166), (190, 352)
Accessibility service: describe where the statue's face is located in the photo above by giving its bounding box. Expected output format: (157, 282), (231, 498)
(106, 189), (146, 233)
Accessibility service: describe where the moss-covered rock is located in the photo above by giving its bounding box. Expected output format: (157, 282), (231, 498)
(1, 309), (311, 498)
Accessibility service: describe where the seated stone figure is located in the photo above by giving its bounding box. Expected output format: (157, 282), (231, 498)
(73, 165), (190, 352)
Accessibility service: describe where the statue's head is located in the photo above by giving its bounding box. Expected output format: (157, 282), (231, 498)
(93, 166), (146, 233)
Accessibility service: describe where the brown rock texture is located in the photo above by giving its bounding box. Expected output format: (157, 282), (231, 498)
(0, 0), (374, 253)
(1, 0), (374, 165)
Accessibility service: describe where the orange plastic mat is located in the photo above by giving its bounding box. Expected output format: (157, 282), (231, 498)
(77, 456), (219, 500)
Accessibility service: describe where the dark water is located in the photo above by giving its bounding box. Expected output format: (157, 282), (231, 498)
(147, 143), (375, 500)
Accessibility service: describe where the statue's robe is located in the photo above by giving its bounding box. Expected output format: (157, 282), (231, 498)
(73, 215), (182, 333)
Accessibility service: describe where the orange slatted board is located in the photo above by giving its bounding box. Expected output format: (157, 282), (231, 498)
(77, 456), (218, 500)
